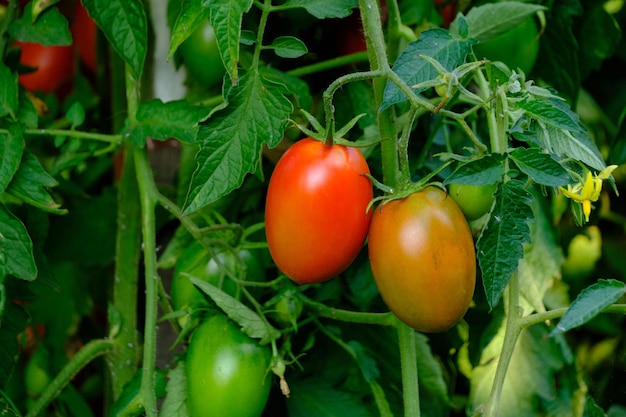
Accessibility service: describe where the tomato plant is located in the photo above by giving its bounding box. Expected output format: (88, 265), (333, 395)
(265, 138), (373, 284)
(178, 18), (225, 89)
(71, 0), (97, 72)
(16, 41), (74, 93)
(472, 15), (540, 75)
(435, 0), (457, 28)
(186, 314), (271, 417)
(448, 182), (497, 221)
(368, 187), (476, 332)
(171, 240), (264, 313)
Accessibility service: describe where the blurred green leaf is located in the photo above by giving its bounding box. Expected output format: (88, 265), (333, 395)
(0, 125), (23, 194)
(463, 1), (545, 41)
(287, 378), (376, 417)
(0, 301), (28, 388)
(0, 63), (18, 119)
(9, 3), (72, 45)
(282, 0), (357, 19)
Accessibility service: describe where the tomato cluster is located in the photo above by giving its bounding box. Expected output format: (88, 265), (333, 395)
(15, 1), (97, 94)
(265, 138), (479, 333)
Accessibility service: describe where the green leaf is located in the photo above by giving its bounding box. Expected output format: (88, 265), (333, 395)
(533, 122), (606, 172)
(281, 0), (357, 19)
(5, 150), (65, 215)
(0, 203), (37, 281)
(463, 1), (545, 42)
(287, 378), (376, 417)
(82, 0), (148, 77)
(532, 1), (580, 104)
(183, 71), (292, 214)
(0, 63), (18, 119)
(0, 126), (24, 194)
(160, 361), (190, 417)
(167, 0), (211, 60)
(509, 148), (570, 187)
(550, 279), (626, 337)
(382, 29), (474, 110)
(188, 276), (280, 344)
(518, 96), (586, 134)
(122, 99), (210, 146)
(477, 179), (533, 308)
(66, 102), (86, 128)
(579, 4), (621, 79)
(260, 66), (312, 110)
(8, 3), (72, 45)
(0, 301), (28, 386)
(204, 0), (254, 85)
(270, 36), (308, 58)
(443, 154), (505, 185)
(346, 340), (379, 383)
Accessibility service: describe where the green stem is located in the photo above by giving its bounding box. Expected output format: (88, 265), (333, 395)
(287, 52), (369, 77)
(396, 320), (420, 417)
(108, 143), (142, 399)
(25, 339), (115, 417)
(21, 128), (122, 143)
(133, 145), (159, 417)
(302, 297), (395, 326)
(251, 0), (272, 71)
(481, 274), (523, 417)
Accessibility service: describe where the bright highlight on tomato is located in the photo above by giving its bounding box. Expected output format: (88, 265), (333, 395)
(265, 138), (373, 284)
(186, 314), (271, 417)
(368, 187), (476, 333)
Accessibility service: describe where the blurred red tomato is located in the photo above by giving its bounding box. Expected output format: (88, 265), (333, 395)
(16, 41), (74, 93)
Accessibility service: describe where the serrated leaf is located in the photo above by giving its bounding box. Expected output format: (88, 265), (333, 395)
(382, 29), (474, 110)
(464, 1), (545, 41)
(167, 0), (211, 60)
(282, 0), (357, 19)
(260, 66), (312, 110)
(204, 0), (254, 85)
(271, 36), (308, 58)
(477, 179), (534, 308)
(8, 3), (72, 45)
(518, 96), (586, 134)
(0, 63), (18, 119)
(0, 127), (24, 194)
(82, 0), (147, 77)
(550, 279), (626, 337)
(6, 150), (66, 215)
(183, 71), (292, 214)
(534, 122), (606, 172)
(509, 148), (570, 187)
(123, 99), (210, 146)
(444, 154), (505, 185)
(0, 203), (37, 281)
(188, 276), (280, 344)
(159, 361), (190, 417)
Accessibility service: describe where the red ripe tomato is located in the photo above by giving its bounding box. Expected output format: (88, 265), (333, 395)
(368, 187), (476, 332)
(265, 138), (373, 284)
(71, 1), (97, 72)
(435, 0), (457, 28)
(16, 41), (74, 93)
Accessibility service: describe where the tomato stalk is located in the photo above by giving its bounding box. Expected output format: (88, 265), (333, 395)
(303, 297), (395, 325)
(24, 339), (115, 417)
(396, 320), (420, 417)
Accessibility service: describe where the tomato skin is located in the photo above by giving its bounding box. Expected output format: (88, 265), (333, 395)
(368, 187), (476, 332)
(71, 1), (97, 72)
(179, 19), (225, 89)
(448, 183), (497, 221)
(435, 0), (457, 28)
(265, 138), (373, 284)
(171, 240), (264, 313)
(472, 16), (539, 75)
(186, 314), (271, 417)
(16, 41), (74, 93)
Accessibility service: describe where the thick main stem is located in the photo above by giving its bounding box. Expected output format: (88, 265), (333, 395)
(397, 320), (420, 417)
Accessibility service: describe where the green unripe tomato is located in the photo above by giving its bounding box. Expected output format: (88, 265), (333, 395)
(186, 314), (271, 417)
(472, 16), (539, 75)
(448, 183), (497, 221)
(171, 241), (264, 314)
(24, 352), (50, 398)
(179, 19), (226, 89)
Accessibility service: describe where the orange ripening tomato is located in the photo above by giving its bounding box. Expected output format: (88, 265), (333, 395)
(265, 138), (373, 284)
(16, 41), (74, 93)
(368, 187), (476, 332)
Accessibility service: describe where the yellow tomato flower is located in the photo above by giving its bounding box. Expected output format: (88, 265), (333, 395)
(560, 165), (617, 222)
